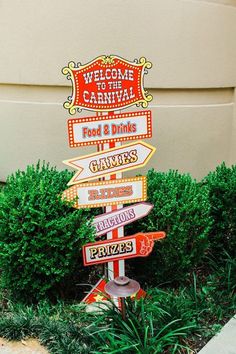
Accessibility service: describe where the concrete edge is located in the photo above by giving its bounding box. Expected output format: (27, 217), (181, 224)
(198, 315), (236, 353)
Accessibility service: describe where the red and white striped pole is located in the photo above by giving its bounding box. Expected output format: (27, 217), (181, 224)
(96, 111), (125, 280)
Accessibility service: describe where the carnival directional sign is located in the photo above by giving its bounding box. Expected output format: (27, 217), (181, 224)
(62, 176), (147, 209)
(67, 110), (152, 147)
(92, 202), (154, 238)
(62, 55), (152, 114)
(82, 232), (166, 266)
(63, 141), (156, 185)
(62, 55), (163, 302)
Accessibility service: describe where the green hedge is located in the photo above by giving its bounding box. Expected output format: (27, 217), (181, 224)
(1, 161), (234, 301)
(0, 162), (95, 301)
(127, 169), (212, 285)
(202, 162), (236, 262)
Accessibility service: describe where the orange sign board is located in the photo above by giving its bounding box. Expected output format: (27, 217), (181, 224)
(62, 55), (152, 114)
(63, 141), (156, 185)
(67, 110), (152, 147)
(82, 232), (166, 266)
(61, 176), (147, 209)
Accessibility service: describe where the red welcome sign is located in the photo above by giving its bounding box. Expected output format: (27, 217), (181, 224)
(62, 55), (153, 114)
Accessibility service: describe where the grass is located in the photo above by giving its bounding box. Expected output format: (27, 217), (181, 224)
(0, 254), (234, 353)
(84, 299), (196, 354)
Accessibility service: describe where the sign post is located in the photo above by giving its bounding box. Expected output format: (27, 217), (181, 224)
(105, 138), (124, 279)
(62, 55), (164, 304)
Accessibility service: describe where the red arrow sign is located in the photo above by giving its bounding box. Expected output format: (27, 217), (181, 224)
(82, 232), (166, 266)
(62, 55), (153, 114)
(92, 202), (153, 238)
(67, 110), (152, 148)
(63, 141), (156, 185)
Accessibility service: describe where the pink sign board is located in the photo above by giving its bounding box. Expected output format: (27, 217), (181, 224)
(92, 202), (153, 238)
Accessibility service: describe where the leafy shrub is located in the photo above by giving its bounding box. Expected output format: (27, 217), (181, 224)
(0, 162), (95, 301)
(202, 163), (236, 261)
(127, 169), (212, 285)
(190, 255), (236, 324)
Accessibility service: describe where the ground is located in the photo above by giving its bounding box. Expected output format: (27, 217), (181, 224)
(0, 338), (48, 354)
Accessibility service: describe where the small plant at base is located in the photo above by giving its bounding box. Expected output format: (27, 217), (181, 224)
(83, 296), (196, 353)
(0, 270), (234, 354)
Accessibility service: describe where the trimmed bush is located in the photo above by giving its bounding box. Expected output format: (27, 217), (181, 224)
(202, 162), (236, 261)
(0, 162), (95, 301)
(127, 169), (212, 285)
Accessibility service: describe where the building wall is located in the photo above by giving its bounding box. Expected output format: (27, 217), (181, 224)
(0, 0), (236, 181)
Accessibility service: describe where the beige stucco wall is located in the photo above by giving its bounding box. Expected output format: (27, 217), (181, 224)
(0, 0), (236, 181)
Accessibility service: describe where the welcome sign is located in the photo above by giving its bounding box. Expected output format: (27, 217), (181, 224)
(62, 55), (153, 114)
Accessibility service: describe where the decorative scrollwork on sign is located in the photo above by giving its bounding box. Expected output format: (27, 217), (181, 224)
(101, 56), (115, 65)
(141, 90), (153, 108)
(139, 57), (152, 69)
(62, 62), (75, 114)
